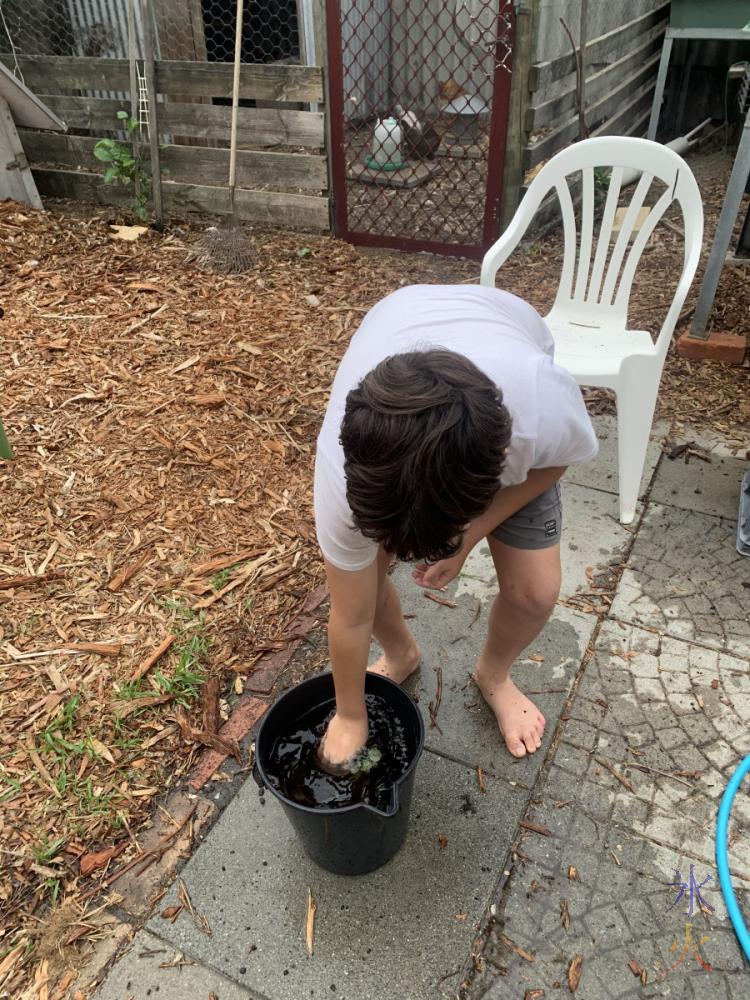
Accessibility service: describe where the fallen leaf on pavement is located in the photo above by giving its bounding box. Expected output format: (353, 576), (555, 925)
(520, 820), (551, 837)
(568, 954), (583, 992)
(438, 833), (448, 849)
(306, 888), (316, 957)
(79, 843), (126, 876)
(501, 934), (534, 962)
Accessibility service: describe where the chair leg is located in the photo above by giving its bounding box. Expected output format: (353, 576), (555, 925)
(615, 371), (660, 524)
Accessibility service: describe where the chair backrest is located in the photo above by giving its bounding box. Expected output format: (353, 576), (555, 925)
(481, 137), (703, 349)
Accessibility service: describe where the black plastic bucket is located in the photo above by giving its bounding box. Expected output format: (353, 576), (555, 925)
(254, 671), (425, 875)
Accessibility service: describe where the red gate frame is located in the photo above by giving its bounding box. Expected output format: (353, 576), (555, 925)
(325, 0), (515, 259)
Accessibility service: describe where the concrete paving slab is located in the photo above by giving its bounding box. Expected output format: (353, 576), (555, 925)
(676, 425), (749, 461)
(565, 414), (669, 498)
(610, 504), (750, 657)
(93, 929), (256, 1000)
(650, 451), (747, 520)
(467, 619), (750, 999)
(558, 483), (639, 600)
(548, 620), (750, 878)
(377, 571), (596, 785)
(147, 751), (529, 1000)
(475, 833), (748, 999)
(446, 485), (638, 603)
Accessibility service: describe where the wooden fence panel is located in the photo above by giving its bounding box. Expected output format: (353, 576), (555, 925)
(524, 54), (661, 169)
(39, 95), (325, 149)
(517, 4), (669, 177)
(528, 3), (669, 92)
(33, 169), (329, 232)
(527, 23), (666, 132)
(18, 132), (327, 190)
(0, 55), (324, 102)
(5, 52), (328, 231)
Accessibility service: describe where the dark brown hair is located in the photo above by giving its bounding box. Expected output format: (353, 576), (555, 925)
(340, 349), (512, 562)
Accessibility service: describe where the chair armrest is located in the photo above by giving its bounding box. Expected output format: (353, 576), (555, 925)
(479, 212), (531, 286)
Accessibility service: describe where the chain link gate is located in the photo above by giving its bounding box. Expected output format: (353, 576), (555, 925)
(326, 0), (514, 258)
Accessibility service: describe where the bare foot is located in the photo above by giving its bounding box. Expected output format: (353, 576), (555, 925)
(473, 666), (546, 758)
(367, 643), (421, 684)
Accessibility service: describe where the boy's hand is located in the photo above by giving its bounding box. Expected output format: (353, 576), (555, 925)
(412, 549), (468, 590)
(317, 711), (368, 772)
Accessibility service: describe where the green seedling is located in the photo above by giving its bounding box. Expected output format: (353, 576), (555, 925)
(350, 746), (382, 775)
(94, 112), (153, 221)
(593, 166), (611, 206)
(32, 836), (66, 865)
(40, 695), (86, 757)
(153, 632), (208, 708)
(211, 567), (231, 592)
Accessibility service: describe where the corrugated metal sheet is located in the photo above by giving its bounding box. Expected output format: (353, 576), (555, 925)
(341, 0), (390, 119)
(65, 0), (146, 59)
(65, 0), (146, 100)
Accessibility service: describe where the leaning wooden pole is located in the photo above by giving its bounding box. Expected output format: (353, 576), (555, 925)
(141, 0), (163, 226)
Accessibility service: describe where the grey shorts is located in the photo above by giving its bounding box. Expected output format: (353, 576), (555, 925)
(490, 484), (562, 550)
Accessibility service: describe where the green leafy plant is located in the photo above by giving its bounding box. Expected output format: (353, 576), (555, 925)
(211, 567), (231, 592)
(593, 166), (611, 207)
(32, 836), (66, 865)
(94, 111), (151, 221)
(350, 746), (382, 775)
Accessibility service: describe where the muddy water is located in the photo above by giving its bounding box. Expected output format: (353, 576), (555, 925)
(265, 693), (411, 811)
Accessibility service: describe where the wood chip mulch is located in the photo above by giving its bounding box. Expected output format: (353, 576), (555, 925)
(0, 137), (748, 997)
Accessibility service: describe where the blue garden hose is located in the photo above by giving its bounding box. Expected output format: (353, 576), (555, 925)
(716, 754), (750, 961)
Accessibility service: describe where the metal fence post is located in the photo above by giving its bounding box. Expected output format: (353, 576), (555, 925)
(690, 113), (750, 339)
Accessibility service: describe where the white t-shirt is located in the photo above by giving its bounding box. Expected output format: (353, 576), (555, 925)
(314, 284), (598, 571)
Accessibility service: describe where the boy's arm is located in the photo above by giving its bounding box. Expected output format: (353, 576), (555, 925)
(462, 466), (566, 550)
(413, 466), (565, 590)
(319, 555), (379, 764)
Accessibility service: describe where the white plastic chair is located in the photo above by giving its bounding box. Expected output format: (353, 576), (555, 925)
(481, 136), (703, 524)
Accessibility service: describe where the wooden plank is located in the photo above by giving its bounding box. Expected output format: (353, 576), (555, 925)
(0, 55), (323, 103)
(157, 102), (324, 148)
(19, 131), (327, 190)
(524, 56), (660, 169)
(156, 61), (324, 103)
(39, 95), (324, 149)
(31, 168), (329, 232)
(527, 22), (666, 132)
(0, 97), (42, 208)
(500, 0), (537, 230)
(0, 56), (132, 93)
(591, 84), (655, 141)
(528, 3), (669, 92)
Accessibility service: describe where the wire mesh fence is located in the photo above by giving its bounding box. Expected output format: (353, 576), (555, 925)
(0, 1), (301, 65)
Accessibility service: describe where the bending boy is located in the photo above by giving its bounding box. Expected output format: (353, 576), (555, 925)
(314, 285), (598, 768)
